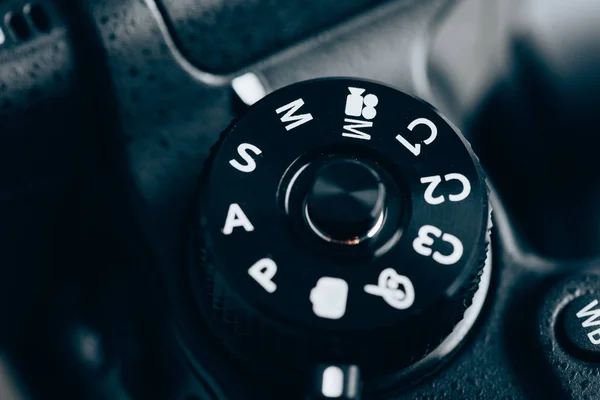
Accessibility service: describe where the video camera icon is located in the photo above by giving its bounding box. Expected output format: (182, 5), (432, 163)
(364, 268), (415, 310)
(344, 87), (379, 120)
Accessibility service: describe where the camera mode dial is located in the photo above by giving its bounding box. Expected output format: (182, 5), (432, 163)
(189, 78), (491, 377)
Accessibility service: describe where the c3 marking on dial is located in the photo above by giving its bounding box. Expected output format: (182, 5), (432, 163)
(395, 117), (437, 156)
(412, 225), (464, 265)
(229, 143), (262, 173)
(248, 258), (278, 293)
(310, 277), (349, 319)
(276, 98), (314, 131)
(420, 173), (472, 205)
(222, 203), (255, 235)
(364, 268), (415, 310)
(342, 87), (378, 141)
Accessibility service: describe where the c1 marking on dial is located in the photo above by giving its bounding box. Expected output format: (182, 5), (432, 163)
(420, 173), (471, 205)
(364, 268), (415, 310)
(310, 277), (349, 319)
(413, 225), (464, 265)
(276, 98), (314, 131)
(222, 203), (255, 235)
(229, 143), (262, 173)
(248, 258), (278, 293)
(342, 87), (378, 141)
(395, 118), (437, 156)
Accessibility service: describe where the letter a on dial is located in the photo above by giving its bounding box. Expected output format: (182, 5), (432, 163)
(222, 203), (255, 235)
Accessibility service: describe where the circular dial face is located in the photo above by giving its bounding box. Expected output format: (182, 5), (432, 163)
(304, 158), (388, 243)
(195, 78), (489, 334)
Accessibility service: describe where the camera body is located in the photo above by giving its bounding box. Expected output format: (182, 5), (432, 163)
(1, 0), (599, 399)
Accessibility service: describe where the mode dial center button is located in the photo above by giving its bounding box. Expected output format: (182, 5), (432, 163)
(304, 159), (387, 244)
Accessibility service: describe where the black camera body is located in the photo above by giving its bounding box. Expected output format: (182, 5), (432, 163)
(1, 1), (599, 399)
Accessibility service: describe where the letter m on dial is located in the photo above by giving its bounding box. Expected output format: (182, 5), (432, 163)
(276, 98), (314, 131)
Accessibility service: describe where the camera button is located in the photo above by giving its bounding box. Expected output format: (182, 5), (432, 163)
(559, 293), (600, 361)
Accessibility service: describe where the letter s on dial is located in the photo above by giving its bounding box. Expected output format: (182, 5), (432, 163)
(229, 143), (262, 173)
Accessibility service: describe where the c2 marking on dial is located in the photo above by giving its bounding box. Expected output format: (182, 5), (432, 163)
(222, 203), (254, 235)
(310, 277), (349, 319)
(229, 143), (262, 173)
(395, 118), (438, 156)
(412, 225), (463, 265)
(342, 87), (378, 141)
(275, 98), (313, 131)
(420, 173), (471, 205)
(248, 258), (277, 293)
(364, 268), (415, 310)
